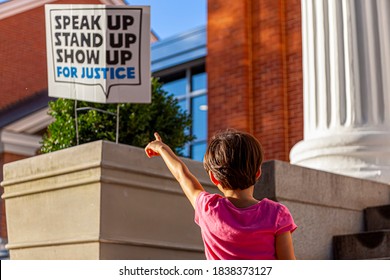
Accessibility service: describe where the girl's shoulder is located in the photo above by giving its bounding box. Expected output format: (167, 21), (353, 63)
(259, 198), (288, 213)
(198, 191), (223, 201)
(197, 191), (224, 207)
(259, 198), (278, 206)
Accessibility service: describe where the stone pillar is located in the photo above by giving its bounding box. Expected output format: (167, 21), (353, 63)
(290, 0), (390, 184)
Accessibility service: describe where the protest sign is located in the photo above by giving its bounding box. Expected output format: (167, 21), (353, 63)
(45, 5), (151, 103)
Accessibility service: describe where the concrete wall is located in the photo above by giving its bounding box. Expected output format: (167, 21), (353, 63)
(1, 141), (215, 259)
(255, 161), (390, 259)
(2, 141), (390, 259)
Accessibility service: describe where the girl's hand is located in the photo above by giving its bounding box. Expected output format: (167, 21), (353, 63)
(145, 132), (164, 158)
(145, 132), (204, 209)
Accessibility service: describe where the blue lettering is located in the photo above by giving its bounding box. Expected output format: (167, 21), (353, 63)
(71, 67), (77, 78)
(56, 66), (63, 77)
(94, 68), (101, 79)
(77, 67), (137, 79)
(127, 67), (135, 79)
(116, 67), (126, 79)
(57, 66), (77, 78)
(101, 68), (109, 79)
(85, 67), (93, 79)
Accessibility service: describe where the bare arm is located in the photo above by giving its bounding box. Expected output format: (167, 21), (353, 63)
(145, 132), (204, 208)
(275, 231), (296, 260)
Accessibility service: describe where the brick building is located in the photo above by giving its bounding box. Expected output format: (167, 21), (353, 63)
(207, 0), (303, 161)
(0, 0), (304, 255)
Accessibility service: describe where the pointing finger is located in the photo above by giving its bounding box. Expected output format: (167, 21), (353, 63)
(154, 132), (162, 142)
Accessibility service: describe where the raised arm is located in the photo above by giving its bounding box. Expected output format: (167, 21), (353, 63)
(145, 132), (204, 208)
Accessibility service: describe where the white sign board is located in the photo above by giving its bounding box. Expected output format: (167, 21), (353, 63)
(45, 5), (151, 103)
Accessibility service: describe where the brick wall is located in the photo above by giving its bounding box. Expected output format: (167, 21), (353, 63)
(0, 0), (103, 111)
(207, 0), (303, 161)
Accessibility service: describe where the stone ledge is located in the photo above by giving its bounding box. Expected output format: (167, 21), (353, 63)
(333, 230), (390, 260)
(364, 205), (390, 231)
(255, 160), (390, 211)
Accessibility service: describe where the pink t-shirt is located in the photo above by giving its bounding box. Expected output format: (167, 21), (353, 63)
(194, 191), (297, 260)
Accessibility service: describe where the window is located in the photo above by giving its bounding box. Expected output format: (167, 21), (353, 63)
(158, 64), (207, 161)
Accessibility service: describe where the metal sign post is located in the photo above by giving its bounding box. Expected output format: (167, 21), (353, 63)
(74, 101), (120, 145)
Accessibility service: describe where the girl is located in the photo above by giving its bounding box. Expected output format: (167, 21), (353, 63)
(145, 130), (297, 260)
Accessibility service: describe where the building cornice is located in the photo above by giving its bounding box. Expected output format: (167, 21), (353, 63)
(100, 0), (125, 5)
(0, 0), (56, 20)
(0, 130), (41, 156)
(5, 107), (53, 134)
(0, 0), (126, 20)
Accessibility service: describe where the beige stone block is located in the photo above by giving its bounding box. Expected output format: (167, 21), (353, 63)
(5, 183), (101, 247)
(256, 161), (390, 210)
(255, 160), (390, 259)
(100, 243), (205, 260)
(281, 200), (363, 259)
(9, 243), (100, 260)
(2, 141), (215, 259)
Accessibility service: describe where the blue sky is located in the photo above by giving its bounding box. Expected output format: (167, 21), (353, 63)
(124, 0), (207, 39)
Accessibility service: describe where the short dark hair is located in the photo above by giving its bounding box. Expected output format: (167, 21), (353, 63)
(203, 129), (264, 190)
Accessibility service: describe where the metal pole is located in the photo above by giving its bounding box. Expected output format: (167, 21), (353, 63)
(116, 103), (120, 144)
(75, 99), (79, 145)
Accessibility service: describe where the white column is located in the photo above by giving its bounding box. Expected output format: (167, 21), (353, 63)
(290, 0), (390, 184)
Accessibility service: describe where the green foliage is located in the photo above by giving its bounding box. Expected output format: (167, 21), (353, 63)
(41, 78), (194, 154)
